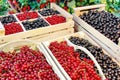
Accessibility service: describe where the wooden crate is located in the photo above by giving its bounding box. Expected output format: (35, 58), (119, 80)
(74, 4), (105, 16)
(0, 40), (66, 80)
(0, 3), (74, 44)
(43, 31), (120, 80)
(73, 4), (120, 56)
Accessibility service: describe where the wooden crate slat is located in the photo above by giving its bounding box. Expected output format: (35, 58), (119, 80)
(29, 28), (74, 42)
(0, 26), (74, 44)
(74, 4), (106, 16)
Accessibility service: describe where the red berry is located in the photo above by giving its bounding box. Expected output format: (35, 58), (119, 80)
(17, 11), (39, 21)
(21, 6), (27, 12)
(27, 6), (31, 11)
(63, 6), (68, 11)
(46, 15), (66, 25)
(49, 41), (101, 80)
(40, 4), (45, 9)
(37, 0), (40, 2)
(4, 22), (23, 35)
(0, 46), (60, 80)
(9, 11), (15, 14)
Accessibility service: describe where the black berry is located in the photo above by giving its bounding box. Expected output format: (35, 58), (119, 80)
(22, 18), (49, 30)
(69, 36), (120, 80)
(80, 10), (120, 44)
(0, 15), (17, 25)
(38, 8), (60, 16)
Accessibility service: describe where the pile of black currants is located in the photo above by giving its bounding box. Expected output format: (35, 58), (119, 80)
(22, 18), (49, 30)
(0, 15), (17, 25)
(69, 36), (120, 80)
(80, 10), (120, 44)
(38, 8), (60, 16)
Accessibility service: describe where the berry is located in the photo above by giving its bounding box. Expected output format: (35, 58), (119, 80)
(21, 6), (28, 12)
(9, 10), (16, 14)
(17, 11), (39, 21)
(38, 8), (60, 16)
(0, 15), (17, 25)
(0, 46), (60, 80)
(4, 22), (23, 35)
(22, 18), (49, 30)
(80, 10), (120, 44)
(69, 36), (120, 80)
(40, 4), (46, 9)
(49, 41), (101, 80)
(46, 15), (66, 25)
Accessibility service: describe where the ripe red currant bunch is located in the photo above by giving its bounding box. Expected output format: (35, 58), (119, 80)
(4, 22), (23, 35)
(49, 41), (101, 80)
(17, 12), (39, 21)
(0, 46), (60, 80)
(46, 15), (66, 25)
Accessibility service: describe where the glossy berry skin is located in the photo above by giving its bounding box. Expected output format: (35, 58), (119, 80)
(49, 41), (101, 80)
(46, 15), (66, 25)
(4, 22), (23, 35)
(80, 10), (120, 44)
(0, 46), (60, 80)
(21, 6), (31, 12)
(69, 36), (120, 80)
(0, 15), (17, 25)
(17, 11), (39, 21)
(22, 18), (49, 30)
(38, 8), (60, 16)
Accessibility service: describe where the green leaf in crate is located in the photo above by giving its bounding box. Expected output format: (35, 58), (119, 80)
(40, 0), (47, 4)
(0, 0), (6, 4)
(89, 0), (95, 3)
(68, 7), (71, 13)
(101, 0), (106, 4)
(67, 0), (76, 8)
(29, 1), (38, 9)
(95, 0), (101, 4)
(70, 7), (74, 13)
(18, 0), (27, 4)
(59, 2), (64, 8)
(113, 12), (120, 17)
(18, 0), (28, 7)
(76, 2), (81, 7)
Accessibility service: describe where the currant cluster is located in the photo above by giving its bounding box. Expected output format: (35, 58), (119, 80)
(46, 15), (66, 25)
(69, 36), (120, 80)
(76, 49), (91, 60)
(80, 10), (120, 44)
(0, 46), (60, 80)
(0, 15), (17, 25)
(4, 22), (23, 35)
(49, 41), (101, 80)
(22, 18), (49, 30)
(17, 12), (39, 21)
(38, 9), (60, 16)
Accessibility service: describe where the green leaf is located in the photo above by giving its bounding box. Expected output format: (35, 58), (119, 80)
(18, 0), (25, 3)
(29, 2), (38, 9)
(67, 0), (76, 8)
(40, 0), (47, 4)
(89, 0), (95, 3)
(59, 2), (64, 8)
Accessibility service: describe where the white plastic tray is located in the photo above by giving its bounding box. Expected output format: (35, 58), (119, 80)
(42, 32), (105, 80)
